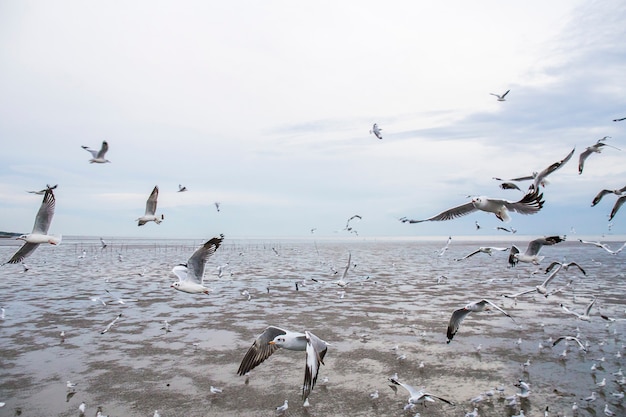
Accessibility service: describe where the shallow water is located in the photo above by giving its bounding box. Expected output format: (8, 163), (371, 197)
(0, 236), (625, 417)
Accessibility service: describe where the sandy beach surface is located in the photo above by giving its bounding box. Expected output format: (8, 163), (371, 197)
(0, 236), (624, 417)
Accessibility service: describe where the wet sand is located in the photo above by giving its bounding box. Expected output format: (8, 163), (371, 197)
(0, 237), (624, 416)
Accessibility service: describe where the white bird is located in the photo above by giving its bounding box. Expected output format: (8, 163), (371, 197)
(447, 299), (515, 343)
(370, 123), (383, 140)
(99, 237), (107, 250)
(275, 399), (288, 414)
(388, 377), (455, 407)
(604, 403), (616, 416)
(579, 239), (626, 255)
(105, 289), (138, 304)
(66, 381), (77, 390)
(552, 336), (587, 352)
(515, 380), (531, 398)
(178, 184), (188, 192)
(438, 236), (452, 257)
(171, 235), (224, 295)
(237, 326), (330, 401)
(335, 252), (351, 287)
(79, 402), (86, 414)
(210, 386), (223, 393)
(136, 186), (164, 226)
(490, 89), (510, 101)
(101, 313), (122, 334)
(560, 298), (596, 321)
(153, 411), (161, 417)
(591, 185), (626, 206)
(4, 187), (61, 265)
(81, 140), (111, 163)
(504, 261), (585, 298)
(493, 148), (575, 190)
(465, 407), (479, 417)
(508, 235), (565, 266)
(455, 246), (509, 261)
(400, 188), (544, 224)
(579, 136), (620, 175)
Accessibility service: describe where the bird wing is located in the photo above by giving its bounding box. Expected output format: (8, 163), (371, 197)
(303, 331), (328, 400)
(508, 245), (520, 266)
(566, 262), (586, 275)
(341, 252), (351, 281)
(609, 195), (626, 221)
(592, 189), (613, 206)
(388, 378), (422, 398)
(186, 235), (224, 283)
(97, 141), (109, 159)
(478, 299), (513, 318)
(584, 298), (596, 316)
(500, 182), (522, 190)
(456, 249), (480, 261)
(144, 186), (159, 215)
(553, 336), (586, 351)
(446, 307), (472, 343)
(237, 326), (287, 376)
(400, 201), (477, 223)
(502, 288), (536, 298)
(525, 235), (564, 256)
(500, 188), (544, 215)
(560, 304), (582, 318)
(32, 188), (56, 234)
(171, 265), (188, 282)
(424, 392), (455, 406)
(578, 148), (594, 174)
(533, 147), (575, 188)
(5, 243), (40, 264)
(501, 89), (510, 98)
(81, 145), (98, 158)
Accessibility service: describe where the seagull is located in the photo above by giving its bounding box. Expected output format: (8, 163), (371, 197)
(210, 386), (223, 393)
(495, 226), (517, 233)
(81, 141), (111, 163)
(552, 336), (587, 352)
(493, 148), (575, 191)
(99, 237), (107, 250)
(591, 185), (626, 206)
(214, 201), (221, 212)
(455, 246), (509, 261)
(613, 116), (626, 122)
(79, 402), (86, 415)
(344, 214), (362, 233)
(544, 260), (586, 276)
(66, 381), (78, 391)
(438, 236), (452, 257)
(335, 252), (352, 287)
(604, 403), (616, 416)
(447, 299), (514, 343)
(608, 195), (626, 221)
(275, 400), (288, 415)
(4, 187), (61, 265)
(560, 298), (596, 321)
(388, 377), (455, 407)
(26, 184), (58, 195)
(579, 239), (626, 255)
(171, 235), (224, 295)
(579, 137), (620, 174)
(370, 123), (383, 140)
(508, 235), (565, 266)
(490, 89), (510, 101)
(400, 188), (544, 224)
(502, 264), (571, 299)
(101, 313), (122, 334)
(237, 326), (330, 401)
(136, 186), (164, 226)
(177, 184), (188, 192)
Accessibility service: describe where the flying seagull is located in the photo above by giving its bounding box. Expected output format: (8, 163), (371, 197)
(178, 184), (188, 192)
(490, 89), (510, 101)
(81, 141), (111, 164)
(495, 226), (517, 233)
(4, 187), (61, 265)
(171, 235), (224, 295)
(100, 237), (107, 250)
(446, 299), (514, 343)
(400, 188), (543, 224)
(502, 261), (585, 299)
(237, 326), (330, 401)
(344, 214), (362, 233)
(136, 186), (164, 226)
(370, 123), (382, 140)
(493, 148), (575, 191)
(508, 235), (565, 266)
(578, 239), (626, 255)
(388, 377), (455, 407)
(579, 137), (620, 174)
(214, 201), (221, 212)
(560, 298), (596, 321)
(552, 336), (587, 352)
(101, 313), (122, 334)
(591, 185), (626, 207)
(26, 184), (58, 195)
(455, 246), (509, 261)
(608, 195), (626, 221)
(613, 117), (626, 122)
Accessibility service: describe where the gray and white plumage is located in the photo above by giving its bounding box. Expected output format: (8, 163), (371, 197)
(81, 141), (110, 163)
(388, 377), (455, 407)
(490, 89), (510, 101)
(447, 299), (514, 343)
(5, 187), (60, 264)
(400, 188), (543, 224)
(455, 246), (509, 261)
(552, 336), (587, 352)
(370, 123), (382, 140)
(508, 235), (565, 266)
(101, 313), (122, 334)
(493, 148), (575, 191)
(560, 298), (596, 321)
(609, 195), (626, 221)
(578, 137), (620, 174)
(237, 326), (329, 401)
(579, 239), (626, 255)
(171, 235), (224, 295)
(503, 261), (584, 299)
(26, 184), (58, 195)
(136, 186), (164, 226)
(591, 185), (626, 206)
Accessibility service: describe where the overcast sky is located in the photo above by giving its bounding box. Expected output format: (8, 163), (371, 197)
(1, 1), (625, 240)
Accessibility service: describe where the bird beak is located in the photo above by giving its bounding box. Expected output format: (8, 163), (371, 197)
(268, 341), (276, 345)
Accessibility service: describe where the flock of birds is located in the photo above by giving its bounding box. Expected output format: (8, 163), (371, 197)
(2, 99), (626, 416)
